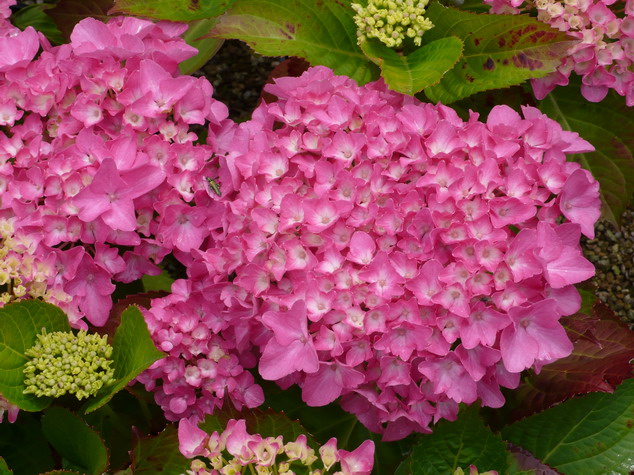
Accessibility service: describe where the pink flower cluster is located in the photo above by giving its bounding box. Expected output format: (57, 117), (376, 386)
(485, 0), (634, 104)
(173, 66), (597, 440)
(136, 279), (265, 421)
(178, 417), (375, 475)
(0, 9), (231, 327)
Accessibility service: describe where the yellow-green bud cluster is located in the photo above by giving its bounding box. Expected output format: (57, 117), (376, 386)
(352, 0), (434, 48)
(23, 330), (115, 400)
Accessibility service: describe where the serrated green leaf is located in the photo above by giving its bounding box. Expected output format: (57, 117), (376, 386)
(10, 4), (64, 44)
(0, 300), (70, 411)
(41, 407), (108, 475)
(539, 80), (634, 225)
(395, 406), (509, 475)
(83, 306), (164, 414)
(111, 0), (237, 21)
(211, 0), (379, 85)
(422, 4), (572, 103)
(0, 413), (54, 475)
(502, 379), (634, 475)
(131, 425), (190, 474)
(179, 19), (224, 75)
(360, 36), (464, 94)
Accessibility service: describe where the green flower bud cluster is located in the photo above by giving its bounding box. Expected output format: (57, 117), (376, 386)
(23, 329), (115, 400)
(352, 0), (434, 48)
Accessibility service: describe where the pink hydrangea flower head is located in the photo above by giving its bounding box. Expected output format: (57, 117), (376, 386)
(200, 66), (600, 439)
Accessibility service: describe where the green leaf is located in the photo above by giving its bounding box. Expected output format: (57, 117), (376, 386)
(48, 0), (114, 41)
(83, 306), (164, 414)
(0, 413), (54, 475)
(200, 407), (315, 446)
(131, 425), (190, 474)
(539, 80), (634, 225)
(211, 0), (379, 85)
(261, 382), (407, 474)
(142, 270), (174, 293)
(0, 458), (11, 475)
(502, 379), (634, 475)
(360, 36), (464, 94)
(111, 0), (237, 21)
(179, 19), (224, 75)
(422, 4), (573, 103)
(10, 4), (64, 44)
(84, 389), (164, 471)
(0, 300), (70, 411)
(41, 407), (109, 475)
(395, 406), (509, 475)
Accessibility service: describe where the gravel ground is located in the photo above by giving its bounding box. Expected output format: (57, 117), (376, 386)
(583, 207), (634, 325)
(202, 40), (634, 325)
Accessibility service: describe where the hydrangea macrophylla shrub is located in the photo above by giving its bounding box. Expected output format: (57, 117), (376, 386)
(0, 10), (233, 328)
(174, 66), (597, 440)
(178, 418), (375, 475)
(485, 0), (634, 104)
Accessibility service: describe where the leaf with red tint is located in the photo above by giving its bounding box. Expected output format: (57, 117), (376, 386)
(48, 0), (114, 41)
(510, 303), (634, 420)
(95, 291), (166, 341)
(506, 444), (563, 475)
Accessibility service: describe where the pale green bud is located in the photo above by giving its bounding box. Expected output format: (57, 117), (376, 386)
(23, 329), (115, 400)
(352, 0), (434, 49)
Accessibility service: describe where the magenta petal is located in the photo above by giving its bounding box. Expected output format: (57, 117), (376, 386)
(102, 199), (137, 232)
(500, 326), (538, 373)
(178, 418), (207, 458)
(259, 339), (318, 381)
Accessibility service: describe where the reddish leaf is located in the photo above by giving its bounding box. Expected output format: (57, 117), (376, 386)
(95, 291), (166, 341)
(510, 304), (634, 420)
(506, 444), (563, 475)
(48, 0), (114, 41)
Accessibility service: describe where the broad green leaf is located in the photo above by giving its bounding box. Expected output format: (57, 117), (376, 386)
(83, 306), (164, 414)
(84, 389), (165, 470)
(0, 300), (70, 411)
(539, 80), (634, 225)
(131, 425), (190, 474)
(262, 382), (406, 474)
(200, 407), (314, 445)
(142, 270), (174, 293)
(10, 4), (64, 44)
(41, 407), (108, 475)
(422, 4), (572, 103)
(0, 413), (54, 475)
(0, 458), (11, 475)
(48, 0), (113, 41)
(111, 0), (237, 21)
(360, 36), (464, 94)
(211, 0), (379, 85)
(395, 406), (509, 475)
(179, 19), (224, 75)
(509, 307), (634, 421)
(502, 378), (634, 475)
